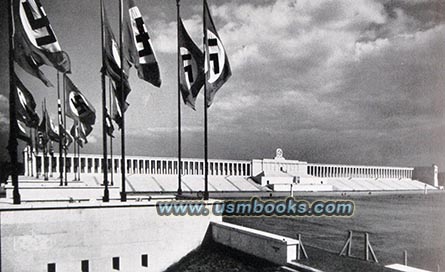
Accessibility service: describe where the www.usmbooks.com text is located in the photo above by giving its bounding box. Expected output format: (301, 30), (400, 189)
(156, 197), (354, 217)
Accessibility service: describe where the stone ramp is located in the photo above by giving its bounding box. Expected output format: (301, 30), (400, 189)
(292, 245), (395, 272)
(211, 221), (393, 272)
(325, 178), (436, 192)
(122, 174), (265, 193)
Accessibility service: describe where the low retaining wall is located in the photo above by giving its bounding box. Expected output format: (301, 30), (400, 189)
(1, 202), (220, 272)
(5, 185), (121, 202)
(211, 221), (298, 265)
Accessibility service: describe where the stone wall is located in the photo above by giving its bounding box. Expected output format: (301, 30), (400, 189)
(413, 165), (439, 187)
(1, 202), (220, 272)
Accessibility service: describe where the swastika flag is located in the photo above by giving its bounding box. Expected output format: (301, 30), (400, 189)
(13, 0), (71, 77)
(14, 74), (40, 128)
(179, 19), (204, 110)
(110, 81), (129, 130)
(102, 4), (132, 104)
(64, 75), (96, 126)
(17, 119), (32, 144)
(125, 0), (161, 88)
(204, 0), (231, 107)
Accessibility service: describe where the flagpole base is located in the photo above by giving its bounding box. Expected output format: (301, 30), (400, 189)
(13, 190), (21, 205)
(203, 191), (209, 200)
(120, 192), (127, 202)
(177, 188), (182, 196)
(103, 189), (109, 202)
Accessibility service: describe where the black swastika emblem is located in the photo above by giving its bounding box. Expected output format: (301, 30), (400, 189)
(208, 38), (220, 74)
(71, 94), (88, 117)
(22, 0), (57, 47)
(135, 17), (153, 58)
(182, 53), (194, 83)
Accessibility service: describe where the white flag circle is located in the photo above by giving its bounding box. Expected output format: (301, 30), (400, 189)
(16, 87), (28, 110)
(68, 91), (88, 119)
(180, 47), (198, 90)
(205, 30), (225, 84)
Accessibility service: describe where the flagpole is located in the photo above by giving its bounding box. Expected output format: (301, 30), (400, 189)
(108, 78), (114, 186)
(29, 128), (34, 177)
(203, 0), (209, 200)
(176, 0), (183, 196)
(57, 72), (64, 186)
(77, 125), (81, 181)
(35, 127), (39, 179)
(100, 0), (110, 202)
(62, 74), (68, 185)
(119, 0), (127, 202)
(72, 131), (76, 180)
(8, 0), (20, 204)
(43, 99), (48, 181)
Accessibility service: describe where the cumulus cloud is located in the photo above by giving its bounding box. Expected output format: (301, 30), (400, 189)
(127, 125), (202, 137)
(0, 94), (8, 110)
(159, 0), (445, 167)
(0, 94), (9, 132)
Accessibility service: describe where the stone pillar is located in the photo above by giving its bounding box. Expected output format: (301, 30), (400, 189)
(31, 152), (37, 177)
(67, 156), (72, 174)
(98, 158), (102, 174)
(48, 156), (53, 177)
(53, 154), (59, 177)
(23, 147), (29, 176)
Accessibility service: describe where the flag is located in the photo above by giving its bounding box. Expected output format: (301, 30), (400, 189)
(102, 4), (131, 104)
(13, 0), (71, 74)
(204, 0), (231, 107)
(70, 122), (83, 148)
(60, 126), (73, 149)
(37, 109), (49, 148)
(125, 0), (161, 87)
(14, 41), (53, 87)
(14, 74), (39, 128)
(17, 119), (32, 144)
(179, 19), (204, 110)
(49, 140), (55, 156)
(70, 121), (92, 147)
(105, 109), (114, 138)
(46, 111), (59, 142)
(79, 122), (93, 141)
(64, 75), (96, 126)
(110, 83), (129, 129)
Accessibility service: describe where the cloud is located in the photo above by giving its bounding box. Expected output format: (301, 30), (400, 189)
(179, 0), (445, 167)
(127, 125), (203, 137)
(0, 94), (8, 110)
(152, 15), (202, 54)
(0, 94), (9, 132)
(87, 135), (98, 144)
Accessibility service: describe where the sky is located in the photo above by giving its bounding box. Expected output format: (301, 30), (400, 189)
(0, 0), (444, 169)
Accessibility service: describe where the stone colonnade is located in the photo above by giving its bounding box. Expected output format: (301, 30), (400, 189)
(23, 150), (252, 177)
(307, 163), (413, 179)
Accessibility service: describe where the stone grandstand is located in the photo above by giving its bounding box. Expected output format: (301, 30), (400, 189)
(7, 147), (438, 202)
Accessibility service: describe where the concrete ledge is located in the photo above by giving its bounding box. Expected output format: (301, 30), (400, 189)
(286, 261), (324, 272)
(5, 185), (121, 202)
(211, 221), (299, 265)
(386, 264), (432, 272)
